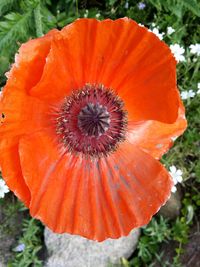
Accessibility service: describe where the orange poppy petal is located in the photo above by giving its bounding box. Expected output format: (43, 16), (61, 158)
(0, 137), (30, 206)
(4, 29), (58, 95)
(30, 18), (178, 123)
(0, 90), (50, 138)
(70, 18), (178, 123)
(19, 130), (172, 241)
(30, 34), (77, 102)
(127, 102), (187, 159)
(98, 142), (173, 239)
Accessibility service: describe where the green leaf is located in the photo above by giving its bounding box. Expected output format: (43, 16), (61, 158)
(182, 0), (200, 17)
(186, 205), (194, 224)
(0, 12), (31, 52)
(34, 2), (43, 37)
(108, 0), (118, 6)
(0, 0), (19, 16)
(121, 257), (131, 267)
(148, 0), (162, 10)
(41, 6), (57, 32)
(0, 51), (10, 82)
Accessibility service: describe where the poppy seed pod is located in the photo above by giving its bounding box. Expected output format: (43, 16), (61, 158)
(0, 18), (187, 241)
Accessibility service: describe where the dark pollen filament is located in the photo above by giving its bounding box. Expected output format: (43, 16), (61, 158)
(78, 103), (110, 137)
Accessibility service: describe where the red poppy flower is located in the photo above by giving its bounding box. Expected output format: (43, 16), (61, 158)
(0, 18), (187, 241)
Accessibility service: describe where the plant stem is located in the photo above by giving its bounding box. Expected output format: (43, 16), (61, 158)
(75, 0), (79, 17)
(34, 2), (43, 37)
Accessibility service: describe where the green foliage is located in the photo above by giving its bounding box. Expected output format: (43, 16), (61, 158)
(10, 218), (43, 267)
(143, 216), (171, 243)
(0, 196), (22, 235)
(0, 12), (31, 51)
(182, 0), (200, 17)
(172, 218), (189, 244)
(0, 0), (57, 84)
(147, 0), (200, 17)
(126, 186), (199, 267)
(128, 216), (171, 265)
(0, 196), (43, 266)
(0, 0), (19, 16)
(0, 11), (32, 85)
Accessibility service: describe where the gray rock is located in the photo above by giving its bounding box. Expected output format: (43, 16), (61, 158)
(0, 262), (5, 267)
(44, 228), (140, 267)
(159, 188), (182, 219)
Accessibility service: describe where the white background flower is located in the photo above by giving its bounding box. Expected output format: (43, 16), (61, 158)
(167, 26), (175, 35)
(170, 44), (185, 62)
(169, 166), (183, 193)
(14, 243), (26, 252)
(124, 1), (129, 9)
(197, 83), (200, 94)
(138, 23), (144, 27)
(84, 9), (88, 18)
(181, 90), (195, 100)
(189, 44), (200, 56)
(0, 179), (9, 198)
(138, 2), (146, 10)
(95, 13), (101, 19)
(150, 28), (164, 40)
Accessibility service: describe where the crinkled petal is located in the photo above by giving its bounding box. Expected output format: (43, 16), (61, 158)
(0, 30), (58, 138)
(30, 34), (76, 102)
(4, 29), (58, 94)
(30, 18), (178, 123)
(19, 130), (172, 241)
(0, 137), (30, 206)
(127, 103), (187, 159)
(0, 90), (51, 138)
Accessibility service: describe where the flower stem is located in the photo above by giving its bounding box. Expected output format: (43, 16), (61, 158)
(34, 2), (43, 37)
(75, 0), (79, 17)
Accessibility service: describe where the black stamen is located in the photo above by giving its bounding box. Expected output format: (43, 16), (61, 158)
(78, 103), (110, 137)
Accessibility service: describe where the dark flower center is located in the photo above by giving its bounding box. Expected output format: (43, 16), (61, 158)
(56, 84), (127, 157)
(78, 103), (110, 137)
